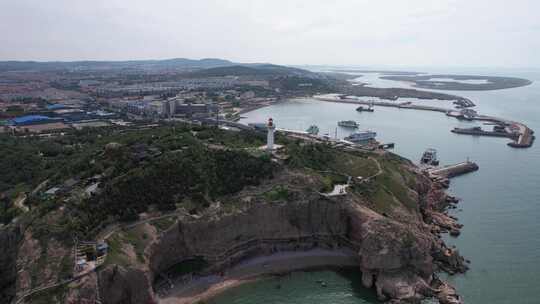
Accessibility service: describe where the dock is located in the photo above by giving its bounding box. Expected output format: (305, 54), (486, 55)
(508, 125), (535, 148)
(451, 127), (512, 138)
(314, 95), (535, 149)
(428, 161), (479, 179)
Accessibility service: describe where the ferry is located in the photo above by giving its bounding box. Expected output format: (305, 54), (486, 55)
(356, 105), (374, 112)
(344, 130), (377, 143)
(337, 120), (359, 128)
(420, 148), (439, 166)
(306, 125), (320, 135)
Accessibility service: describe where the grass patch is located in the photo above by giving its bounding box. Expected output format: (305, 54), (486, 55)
(263, 186), (291, 202)
(150, 217), (177, 232)
(378, 172), (416, 210)
(368, 187), (397, 214)
(123, 228), (148, 264)
(329, 152), (379, 178)
(104, 234), (129, 266)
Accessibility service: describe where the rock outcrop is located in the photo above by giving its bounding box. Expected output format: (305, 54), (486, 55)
(0, 226), (21, 304)
(6, 156), (468, 304)
(98, 265), (155, 304)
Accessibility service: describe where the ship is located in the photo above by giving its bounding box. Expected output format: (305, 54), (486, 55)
(420, 148), (439, 166)
(356, 105), (374, 112)
(337, 120), (359, 128)
(344, 130), (377, 143)
(306, 125), (320, 135)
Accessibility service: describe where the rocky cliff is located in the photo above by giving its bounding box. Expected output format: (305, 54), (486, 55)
(0, 226), (21, 304)
(5, 152), (467, 304)
(93, 163), (467, 304)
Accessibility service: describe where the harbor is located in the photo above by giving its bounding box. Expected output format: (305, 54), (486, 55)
(236, 71), (540, 304)
(314, 94), (535, 148)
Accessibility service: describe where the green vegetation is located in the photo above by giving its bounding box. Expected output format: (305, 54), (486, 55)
(263, 186), (291, 202)
(123, 228), (148, 263)
(105, 235), (128, 266)
(286, 142), (378, 177)
(350, 153), (419, 214)
(151, 217), (177, 232)
(0, 123), (275, 238)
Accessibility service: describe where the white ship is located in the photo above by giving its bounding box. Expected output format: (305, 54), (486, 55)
(344, 130), (377, 142)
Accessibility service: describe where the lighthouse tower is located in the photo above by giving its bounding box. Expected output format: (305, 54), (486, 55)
(267, 117), (275, 152)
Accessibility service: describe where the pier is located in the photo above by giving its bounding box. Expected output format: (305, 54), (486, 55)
(451, 127), (512, 138)
(428, 161), (479, 179)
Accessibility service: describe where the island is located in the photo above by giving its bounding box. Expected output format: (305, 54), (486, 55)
(380, 74), (533, 91)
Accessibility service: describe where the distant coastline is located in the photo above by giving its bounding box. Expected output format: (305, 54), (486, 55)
(380, 74), (532, 91)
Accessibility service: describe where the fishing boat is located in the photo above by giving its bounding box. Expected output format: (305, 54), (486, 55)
(344, 130), (377, 143)
(420, 148), (439, 166)
(356, 105), (374, 112)
(337, 120), (359, 128)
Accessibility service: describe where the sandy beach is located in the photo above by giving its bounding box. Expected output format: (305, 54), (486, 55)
(158, 248), (359, 304)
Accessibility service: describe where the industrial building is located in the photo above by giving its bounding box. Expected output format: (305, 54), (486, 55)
(9, 115), (62, 126)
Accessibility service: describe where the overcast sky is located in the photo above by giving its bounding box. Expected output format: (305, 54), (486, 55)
(1, 0), (539, 67)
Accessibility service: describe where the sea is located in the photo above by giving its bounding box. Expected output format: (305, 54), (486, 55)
(210, 67), (540, 304)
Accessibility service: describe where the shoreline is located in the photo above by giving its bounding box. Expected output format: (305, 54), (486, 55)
(158, 248), (359, 304)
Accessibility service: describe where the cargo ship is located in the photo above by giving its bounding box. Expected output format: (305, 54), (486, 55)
(338, 120), (359, 128)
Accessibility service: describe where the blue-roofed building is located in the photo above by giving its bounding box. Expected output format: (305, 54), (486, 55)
(10, 115), (59, 126)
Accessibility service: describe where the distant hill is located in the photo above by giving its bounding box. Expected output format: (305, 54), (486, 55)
(0, 58), (236, 72)
(187, 64), (319, 78)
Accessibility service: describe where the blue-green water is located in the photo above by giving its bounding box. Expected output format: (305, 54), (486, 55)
(213, 69), (540, 304)
(208, 270), (379, 304)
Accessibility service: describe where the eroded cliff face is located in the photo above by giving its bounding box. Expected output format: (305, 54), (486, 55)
(98, 265), (155, 304)
(6, 158), (466, 304)
(0, 226), (21, 304)
(96, 165), (466, 304)
(149, 196), (349, 277)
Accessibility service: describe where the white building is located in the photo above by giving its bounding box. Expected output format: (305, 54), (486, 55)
(267, 118), (275, 152)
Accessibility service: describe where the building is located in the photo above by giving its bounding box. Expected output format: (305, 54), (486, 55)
(10, 115), (62, 126)
(176, 103), (218, 118)
(267, 117), (275, 152)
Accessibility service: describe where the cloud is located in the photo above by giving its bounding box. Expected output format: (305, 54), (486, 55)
(0, 0), (538, 67)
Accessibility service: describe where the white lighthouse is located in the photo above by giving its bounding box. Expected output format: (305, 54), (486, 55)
(267, 117), (275, 152)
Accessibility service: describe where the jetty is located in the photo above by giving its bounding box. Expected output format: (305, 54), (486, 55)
(428, 161), (479, 178)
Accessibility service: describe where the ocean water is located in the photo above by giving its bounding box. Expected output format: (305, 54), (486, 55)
(212, 68), (540, 304)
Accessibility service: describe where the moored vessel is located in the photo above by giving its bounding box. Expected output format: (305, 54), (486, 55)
(338, 120), (359, 128)
(344, 130), (377, 143)
(420, 148), (439, 166)
(356, 105), (374, 112)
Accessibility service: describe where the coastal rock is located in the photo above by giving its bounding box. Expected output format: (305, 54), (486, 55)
(98, 265), (155, 304)
(0, 226), (21, 304)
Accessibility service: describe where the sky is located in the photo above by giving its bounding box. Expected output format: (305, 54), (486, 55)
(1, 0), (539, 67)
